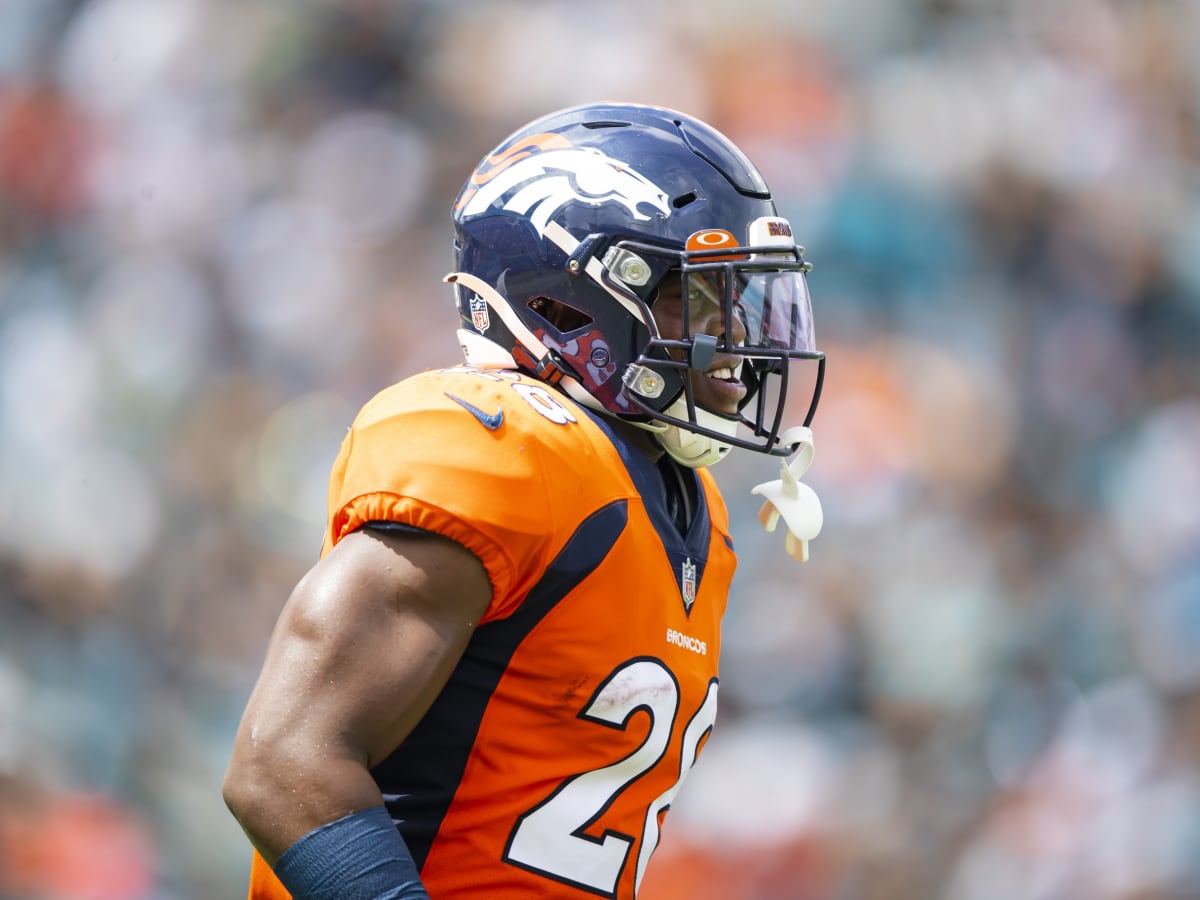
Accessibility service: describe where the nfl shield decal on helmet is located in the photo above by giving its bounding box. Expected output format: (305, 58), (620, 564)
(681, 558), (698, 613)
(469, 295), (490, 331)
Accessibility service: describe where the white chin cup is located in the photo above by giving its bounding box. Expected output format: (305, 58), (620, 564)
(653, 401), (738, 468)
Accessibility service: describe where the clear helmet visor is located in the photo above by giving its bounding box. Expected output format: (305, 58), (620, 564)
(684, 265), (817, 354)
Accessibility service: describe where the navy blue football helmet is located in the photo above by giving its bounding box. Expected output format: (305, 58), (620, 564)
(446, 102), (824, 465)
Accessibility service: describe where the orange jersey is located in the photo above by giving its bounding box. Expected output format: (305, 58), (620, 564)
(247, 365), (736, 900)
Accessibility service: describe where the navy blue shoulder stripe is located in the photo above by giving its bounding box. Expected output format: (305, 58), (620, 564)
(575, 406), (712, 558)
(370, 499), (629, 868)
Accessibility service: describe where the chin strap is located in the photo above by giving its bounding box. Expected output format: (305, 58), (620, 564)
(751, 426), (823, 562)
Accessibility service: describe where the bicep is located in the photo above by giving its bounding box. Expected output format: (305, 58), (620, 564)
(227, 527), (491, 854)
(265, 528), (488, 761)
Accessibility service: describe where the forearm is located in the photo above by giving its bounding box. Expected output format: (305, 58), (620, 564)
(224, 748), (384, 865)
(225, 756), (428, 899)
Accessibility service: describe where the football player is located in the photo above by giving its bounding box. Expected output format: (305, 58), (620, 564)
(223, 102), (825, 899)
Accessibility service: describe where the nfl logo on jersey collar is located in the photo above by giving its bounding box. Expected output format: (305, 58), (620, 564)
(680, 558), (698, 613)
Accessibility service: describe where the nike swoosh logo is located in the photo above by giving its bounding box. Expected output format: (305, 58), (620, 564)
(445, 393), (504, 431)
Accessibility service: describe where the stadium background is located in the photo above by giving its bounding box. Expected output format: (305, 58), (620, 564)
(1, 0), (1199, 897)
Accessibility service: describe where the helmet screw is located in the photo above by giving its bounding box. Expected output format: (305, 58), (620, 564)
(620, 259), (649, 284)
(601, 247), (651, 286)
(567, 259), (581, 274)
(622, 364), (667, 399)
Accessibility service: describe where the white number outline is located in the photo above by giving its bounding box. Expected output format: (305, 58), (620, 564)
(503, 657), (718, 897)
(510, 382), (578, 425)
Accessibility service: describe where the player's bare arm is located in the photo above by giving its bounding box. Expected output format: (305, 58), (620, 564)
(222, 527), (491, 865)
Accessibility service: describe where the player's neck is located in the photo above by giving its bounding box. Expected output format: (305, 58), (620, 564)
(606, 417), (665, 461)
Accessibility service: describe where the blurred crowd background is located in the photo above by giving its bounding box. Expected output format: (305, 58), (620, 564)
(1, 0), (1198, 897)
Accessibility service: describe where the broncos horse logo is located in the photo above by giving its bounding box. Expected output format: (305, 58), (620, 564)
(457, 133), (671, 234)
